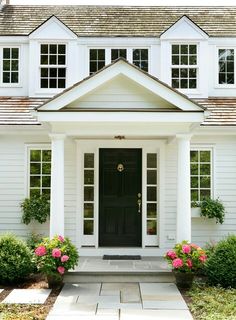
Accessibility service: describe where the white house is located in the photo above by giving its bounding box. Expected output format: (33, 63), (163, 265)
(0, 3), (236, 256)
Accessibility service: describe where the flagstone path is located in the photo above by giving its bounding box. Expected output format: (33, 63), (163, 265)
(2, 289), (51, 304)
(47, 282), (193, 320)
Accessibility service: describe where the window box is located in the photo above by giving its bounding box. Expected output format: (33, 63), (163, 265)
(191, 207), (201, 218)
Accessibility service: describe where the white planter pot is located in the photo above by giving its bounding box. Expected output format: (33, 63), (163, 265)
(191, 207), (201, 218)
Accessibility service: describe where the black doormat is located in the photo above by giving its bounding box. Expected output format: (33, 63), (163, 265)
(103, 255), (141, 260)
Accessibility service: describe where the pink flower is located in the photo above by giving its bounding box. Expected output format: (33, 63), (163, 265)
(166, 250), (177, 260)
(57, 266), (65, 274)
(187, 258), (193, 268)
(58, 236), (65, 243)
(182, 245), (191, 254)
(191, 243), (200, 250)
(199, 255), (207, 263)
(172, 258), (183, 269)
(61, 255), (69, 263)
(35, 246), (47, 256)
(52, 248), (62, 258)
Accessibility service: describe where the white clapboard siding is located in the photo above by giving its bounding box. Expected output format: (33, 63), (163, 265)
(65, 74), (176, 110)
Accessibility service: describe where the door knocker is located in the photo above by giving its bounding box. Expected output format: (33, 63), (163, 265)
(117, 163), (124, 172)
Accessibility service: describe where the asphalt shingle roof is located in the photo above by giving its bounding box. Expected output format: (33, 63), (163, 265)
(1, 5), (236, 37)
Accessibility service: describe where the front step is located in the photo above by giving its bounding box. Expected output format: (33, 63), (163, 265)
(64, 271), (174, 283)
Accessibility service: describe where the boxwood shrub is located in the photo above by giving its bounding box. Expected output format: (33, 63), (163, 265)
(0, 234), (33, 284)
(205, 235), (236, 288)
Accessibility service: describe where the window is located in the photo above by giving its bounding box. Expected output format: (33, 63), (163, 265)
(89, 49), (105, 75)
(28, 148), (51, 200)
(89, 48), (149, 74)
(218, 49), (234, 85)
(146, 153), (158, 236)
(190, 150), (212, 203)
(40, 44), (66, 89)
(133, 49), (148, 72)
(83, 153), (95, 235)
(2, 47), (19, 84)
(111, 49), (127, 61)
(171, 44), (197, 89)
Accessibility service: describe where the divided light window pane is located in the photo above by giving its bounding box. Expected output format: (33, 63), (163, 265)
(2, 47), (19, 84)
(40, 44), (66, 89)
(89, 49), (106, 75)
(111, 49), (127, 61)
(171, 44), (197, 89)
(132, 49), (148, 72)
(218, 49), (234, 84)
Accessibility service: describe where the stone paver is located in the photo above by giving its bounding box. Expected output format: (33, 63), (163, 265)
(120, 309), (193, 320)
(0, 289), (3, 294)
(3, 289), (51, 304)
(140, 283), (188, 310)
(46, 282), (193, 320)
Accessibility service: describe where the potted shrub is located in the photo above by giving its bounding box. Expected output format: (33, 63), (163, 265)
(34, 235), (79, 288)
(20, 195), (50, 225)
(165, 241), (207, 289)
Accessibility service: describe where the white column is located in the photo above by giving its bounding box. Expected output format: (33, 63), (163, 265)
(49, 134), (66, 238)
(176, 134), (191, 243)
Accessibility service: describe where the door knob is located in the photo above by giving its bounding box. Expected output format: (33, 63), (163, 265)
(137, 193), (142, 213)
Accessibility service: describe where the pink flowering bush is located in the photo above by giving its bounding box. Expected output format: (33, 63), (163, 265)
(34, 235), (79, 279)
(165, 240), (207, 273)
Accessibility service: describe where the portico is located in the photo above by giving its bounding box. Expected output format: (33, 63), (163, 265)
(36, 59), (205, 255)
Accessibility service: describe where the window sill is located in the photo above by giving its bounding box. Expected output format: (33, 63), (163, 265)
(0, 84), (23, 88)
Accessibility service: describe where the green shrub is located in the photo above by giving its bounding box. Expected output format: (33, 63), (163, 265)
(0, 234), (33, 284)
(205, 235), (236, 288)
(21, 195), (50, 225)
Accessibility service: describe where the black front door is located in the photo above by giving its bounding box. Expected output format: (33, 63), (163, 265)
(99, 148), (142, 247)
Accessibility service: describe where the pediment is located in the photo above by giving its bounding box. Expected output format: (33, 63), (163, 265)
(65, 74), (177, 110)
(29, 16), (77, 40)
(161, 16), (208, 40)
(39, 59), (204, 112)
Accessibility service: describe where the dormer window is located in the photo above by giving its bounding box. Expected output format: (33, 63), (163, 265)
(171, 44), (197, 89)
(40, 44), (66, 89)
(111, 49), (127, 62)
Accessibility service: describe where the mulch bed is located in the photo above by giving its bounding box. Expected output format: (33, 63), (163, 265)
(0, 274), (61, 320)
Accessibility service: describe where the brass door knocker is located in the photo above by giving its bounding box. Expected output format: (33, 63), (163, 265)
(117, 163), (124, 172)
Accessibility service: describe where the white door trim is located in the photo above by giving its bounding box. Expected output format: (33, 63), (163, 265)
(75, 139), (166, 255)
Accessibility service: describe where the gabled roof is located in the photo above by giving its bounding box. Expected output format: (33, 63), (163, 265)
(1, 6), (236, 37)
(38, 58), (204, 112)
(160, 15), (209, 39)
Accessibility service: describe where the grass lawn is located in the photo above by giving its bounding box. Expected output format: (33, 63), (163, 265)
(187, 284), (236, 320)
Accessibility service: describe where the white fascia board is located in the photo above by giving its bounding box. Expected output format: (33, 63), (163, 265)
(161, 16), (209, 40)
(29, 16), (77, 40)
(37, 111), (204, 123)
(0, 36), (29, 43)
(78, 37), (160, 46)
(40, 60), (203, 112)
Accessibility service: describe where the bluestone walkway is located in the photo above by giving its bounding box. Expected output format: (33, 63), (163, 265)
(47, 282), (193, 320)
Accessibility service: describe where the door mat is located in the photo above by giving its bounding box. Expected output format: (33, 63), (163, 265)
(103, 255), (141, 260)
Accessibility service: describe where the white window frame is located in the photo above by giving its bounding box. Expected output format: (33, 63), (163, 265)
(38, 42), (68, 91)
(0, 45), (21, 87)
(170, 42), (199, 92)
(190, 146), (214, 203)
(25, 144), (51, 198)
(87, 47), (150, 75)
(215, 46), (236, 88)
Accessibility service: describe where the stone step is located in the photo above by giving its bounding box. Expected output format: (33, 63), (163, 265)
(64, 271), (174, 283)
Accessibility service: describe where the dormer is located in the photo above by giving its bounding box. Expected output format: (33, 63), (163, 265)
(28, 16), (78, 97)
(160, 16), (209, 99)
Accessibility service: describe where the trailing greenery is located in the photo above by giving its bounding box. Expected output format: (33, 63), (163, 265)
(200, 198), (225, 224)
(0, 234), (33, 284)
(191, 201), (200, 208)
(204, 235), (236, 288)
(21, 195), (50, 225)
(188, 284), (236, 320)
